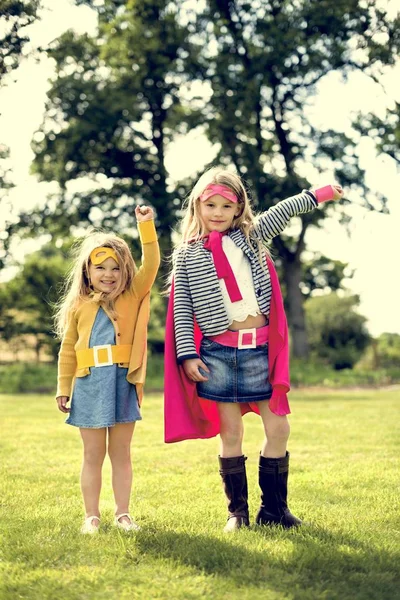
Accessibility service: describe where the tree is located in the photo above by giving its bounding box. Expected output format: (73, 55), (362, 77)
(178, 0), (399, 356)
(304, 292), (370, 369)
(361, 332), (400, 370)
(0, 0), (42, 267)
(22, 0), (193, 269)
(375, 333), (400, 368)
(5, 0), (400, 357)
(355, 102), (400, 166)
(0, 0), (41, 79)
(0, 242), (67, 359)
(300, 254), (352, 300)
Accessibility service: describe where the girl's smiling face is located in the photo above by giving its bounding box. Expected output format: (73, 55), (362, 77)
(88, 256), (121, 294)
(199, 194), (241, 234)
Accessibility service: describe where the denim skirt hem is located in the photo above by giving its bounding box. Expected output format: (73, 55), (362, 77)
(198, 391), (272, 403)
(66, 416), (142, 429)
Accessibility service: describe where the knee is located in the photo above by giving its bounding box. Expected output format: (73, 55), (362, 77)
(220, 422), (244, 448)
(266, 418), (290, 443)
(108, 444), (131, 464)
(83, 446), (106, 467)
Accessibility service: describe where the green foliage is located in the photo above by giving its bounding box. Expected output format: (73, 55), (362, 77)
(355, 101), (400, 166)
(305, 293), (370, 369)
(300, 253), (351, 299)
(0, 143), (13, 193)
(0, 242), (68, 358)
(0, 0), (41, 79)
(27, 0), (192, 266)
(190, 0), (396, 207)
(4, 0), (398, 355)
(0, 362), (56, 393)
(358, 332), (400, 370)
(1, 390), (399, 600)
(19, 1), (398, 241)
(290, 357), (400, 388)
(2, 353), (400, 395)
(374, 332), (400, 368)
(0, 1), (42, 267)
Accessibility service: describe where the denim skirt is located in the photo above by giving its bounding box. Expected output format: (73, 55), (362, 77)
(66, 308), (142, 429)
(197, 337), (272, 403)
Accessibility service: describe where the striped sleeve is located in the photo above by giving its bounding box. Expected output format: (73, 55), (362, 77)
(254, 190), (318, 242)
(173, 248), (199, 362)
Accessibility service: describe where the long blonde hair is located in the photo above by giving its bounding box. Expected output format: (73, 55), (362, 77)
(54, 231), (137, 338)
(175, 167), (271, 263)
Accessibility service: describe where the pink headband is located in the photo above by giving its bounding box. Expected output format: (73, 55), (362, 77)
(199, 184), (238, 203)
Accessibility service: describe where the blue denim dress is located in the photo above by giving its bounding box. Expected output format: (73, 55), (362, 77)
(66, 308), (142, 428)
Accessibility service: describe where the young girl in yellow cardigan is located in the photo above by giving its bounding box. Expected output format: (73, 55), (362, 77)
(55, 206), (160, 534)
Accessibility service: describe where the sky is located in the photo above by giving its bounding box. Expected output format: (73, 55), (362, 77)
(0, 0), (399, 337)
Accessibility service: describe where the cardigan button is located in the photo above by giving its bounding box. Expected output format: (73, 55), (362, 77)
(119, 363), (123, 366)
(117, 333), (121, 337)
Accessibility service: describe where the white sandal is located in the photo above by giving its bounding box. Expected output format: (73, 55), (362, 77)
(114, 513), (140, 532)
(81, 515), (100, 534)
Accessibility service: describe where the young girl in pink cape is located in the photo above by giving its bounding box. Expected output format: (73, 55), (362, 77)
(164, 168), (343, 532)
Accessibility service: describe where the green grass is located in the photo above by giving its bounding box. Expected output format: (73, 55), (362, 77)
(1, 389), (399, 600)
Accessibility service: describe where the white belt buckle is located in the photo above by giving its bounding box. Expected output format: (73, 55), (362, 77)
(93, 344), (113, 367)
(238, 328), (256, 350)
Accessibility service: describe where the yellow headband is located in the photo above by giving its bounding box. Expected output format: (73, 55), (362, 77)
(90, 246), (119, 265)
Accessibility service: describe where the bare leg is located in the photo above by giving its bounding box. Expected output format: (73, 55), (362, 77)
(108, 422), (135, 524)
(256, 400), (290, 458)
(80, 427), (107, 524)
(217, 403), (244, 457)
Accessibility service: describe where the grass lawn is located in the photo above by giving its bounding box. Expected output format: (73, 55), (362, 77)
(0, 388), (399, 600)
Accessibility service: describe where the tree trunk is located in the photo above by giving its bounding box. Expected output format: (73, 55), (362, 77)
(283, 257), (309, 359)
(35, 339), (41, 363)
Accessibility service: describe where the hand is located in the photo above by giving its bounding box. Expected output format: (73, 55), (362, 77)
(56, 396), (70, 413)
(332, 184), (344, 200)
(135, 205), (155, 222)
(182, 358), (210, 382)
(311, 184), (344, 204)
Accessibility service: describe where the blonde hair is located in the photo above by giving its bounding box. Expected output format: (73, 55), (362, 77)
(54, 231), (137, 338)
(175, 167), (271, 263)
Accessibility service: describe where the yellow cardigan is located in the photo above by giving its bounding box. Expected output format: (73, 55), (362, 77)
(56, 220), (160, 404)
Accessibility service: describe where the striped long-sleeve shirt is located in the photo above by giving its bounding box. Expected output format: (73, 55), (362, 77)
(173, 190), (317, 361)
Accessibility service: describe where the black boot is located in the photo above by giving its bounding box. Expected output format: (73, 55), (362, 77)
(255, 452), (302, 528)
(218, 455), (250, 532)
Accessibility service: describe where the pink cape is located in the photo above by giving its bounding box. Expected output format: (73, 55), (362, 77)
(164, 258), (290, 443)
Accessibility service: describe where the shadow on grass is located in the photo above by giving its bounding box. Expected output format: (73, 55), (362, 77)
(132, 524), (399, 600)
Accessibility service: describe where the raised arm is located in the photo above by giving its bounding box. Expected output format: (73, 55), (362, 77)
(254, 185), (344, 243)
(254, 190), (317, 242)
(131, 206), (161, 299)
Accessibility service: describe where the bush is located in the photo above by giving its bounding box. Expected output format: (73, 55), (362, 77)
(0, 354), (165, 395)
(290, 358), (400, 388)
(0, 362), (57, 394)
(374, 333), (400, 368)
(305, 293), (370, 369)
(1, 353), (399, 395)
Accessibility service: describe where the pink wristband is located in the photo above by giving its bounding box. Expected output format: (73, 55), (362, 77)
(314, 185), (335, 204)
